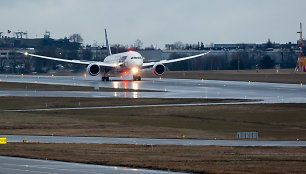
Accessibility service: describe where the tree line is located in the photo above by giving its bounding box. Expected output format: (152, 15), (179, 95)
(167, 48), (297, 71)
(0, 35), (300, 73)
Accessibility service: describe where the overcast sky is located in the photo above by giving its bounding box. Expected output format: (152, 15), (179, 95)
(1, 0), (306, 48)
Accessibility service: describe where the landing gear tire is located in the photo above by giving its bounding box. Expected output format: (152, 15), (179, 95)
(133, 75), (141, 81)
(102, 77), (110, 81)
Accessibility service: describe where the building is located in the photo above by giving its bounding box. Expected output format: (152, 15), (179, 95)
(0, 48), (17, 58)
(213, 43), (257, 49)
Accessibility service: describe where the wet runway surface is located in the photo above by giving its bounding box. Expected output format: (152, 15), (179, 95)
(3, 135), (306, 147)
(1, 75), (306, 173)
(0, 156), (185, 174)
(0, 74), (306, 103)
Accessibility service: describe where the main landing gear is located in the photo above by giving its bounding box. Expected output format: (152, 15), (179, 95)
(101, 76), (110, 81)
(133, 75), (141, 81)
(102, 72), (110, 81)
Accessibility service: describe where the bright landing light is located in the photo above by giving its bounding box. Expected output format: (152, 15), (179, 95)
(132, 67), (139, 74)
(24, 52), (29, 56)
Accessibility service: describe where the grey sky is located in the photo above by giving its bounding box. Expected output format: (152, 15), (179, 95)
(0, 0), (305, 48)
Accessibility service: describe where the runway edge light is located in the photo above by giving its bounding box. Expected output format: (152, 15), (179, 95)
(0, 137), (7, 144)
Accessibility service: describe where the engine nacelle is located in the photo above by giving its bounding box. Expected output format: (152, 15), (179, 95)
(152, 63), (166, 76)
(86, 63), (100, 76)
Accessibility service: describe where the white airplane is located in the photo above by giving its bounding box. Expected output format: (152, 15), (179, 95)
(22, 29), (209, 81)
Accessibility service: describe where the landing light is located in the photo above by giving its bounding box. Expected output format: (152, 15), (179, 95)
(113, 82), (119, 89)
(24, 52), (29, 56)
(132, 67), (139, 74)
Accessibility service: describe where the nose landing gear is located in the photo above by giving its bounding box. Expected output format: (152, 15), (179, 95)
(133, 75), (141, 81)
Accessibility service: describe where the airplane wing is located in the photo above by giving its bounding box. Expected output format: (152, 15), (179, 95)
(19, 52), (118, 68)
(142, 51), (210, 68)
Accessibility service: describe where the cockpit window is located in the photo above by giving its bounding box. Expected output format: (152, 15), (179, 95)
(131, 57), (142, 59)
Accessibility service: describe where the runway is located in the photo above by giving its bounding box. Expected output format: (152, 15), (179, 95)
(0, 74), (306, 103)
(1, 75), (306, 173)
(0, 156), (185, 174)
(3, 135), (306, 147)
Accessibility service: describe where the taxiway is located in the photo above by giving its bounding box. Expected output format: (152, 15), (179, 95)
(3, 135), (306, 147)
(0, 156), (185, 174)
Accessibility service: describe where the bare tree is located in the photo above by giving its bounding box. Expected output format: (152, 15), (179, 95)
(173, 41), (184, 50)
(69, 34), (83, 43)
(0, 58), (6, 72)
(133, 39), (143, 50)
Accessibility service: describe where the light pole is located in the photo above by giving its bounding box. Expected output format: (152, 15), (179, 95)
(238, 53), (240, 71)
(237, 46), (240, 72)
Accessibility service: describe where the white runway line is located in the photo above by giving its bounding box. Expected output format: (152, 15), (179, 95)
(2, 101), (261, 112)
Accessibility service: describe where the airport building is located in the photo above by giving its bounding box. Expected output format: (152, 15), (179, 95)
(0, 48), (16, 58)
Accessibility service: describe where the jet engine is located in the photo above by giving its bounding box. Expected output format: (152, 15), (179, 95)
(152, 63), (166, 76)
(86, 63), (100, 76)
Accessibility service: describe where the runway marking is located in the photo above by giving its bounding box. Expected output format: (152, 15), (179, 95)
(2, 101), (260, 112)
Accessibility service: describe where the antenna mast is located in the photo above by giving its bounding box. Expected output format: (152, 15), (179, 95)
(297, 22), (303, 41)
(297, 22), (304, 57)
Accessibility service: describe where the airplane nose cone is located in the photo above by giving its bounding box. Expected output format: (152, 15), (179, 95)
(135, 61), (142, 66)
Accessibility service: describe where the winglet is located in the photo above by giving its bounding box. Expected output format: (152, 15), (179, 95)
(105, 29), (112, 56)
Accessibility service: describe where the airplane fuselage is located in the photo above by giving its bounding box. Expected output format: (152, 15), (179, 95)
(104, 51), (143, 72)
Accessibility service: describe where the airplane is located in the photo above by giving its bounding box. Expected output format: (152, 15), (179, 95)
(21, 29), (209, 81)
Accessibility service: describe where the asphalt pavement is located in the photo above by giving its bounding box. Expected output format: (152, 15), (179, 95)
(0, 156), (185, 174)
(0, 74), (306, 103)
(3, 135), (306, 147)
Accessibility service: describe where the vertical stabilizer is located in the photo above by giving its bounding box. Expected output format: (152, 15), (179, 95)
(105, 29), (112, 56)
